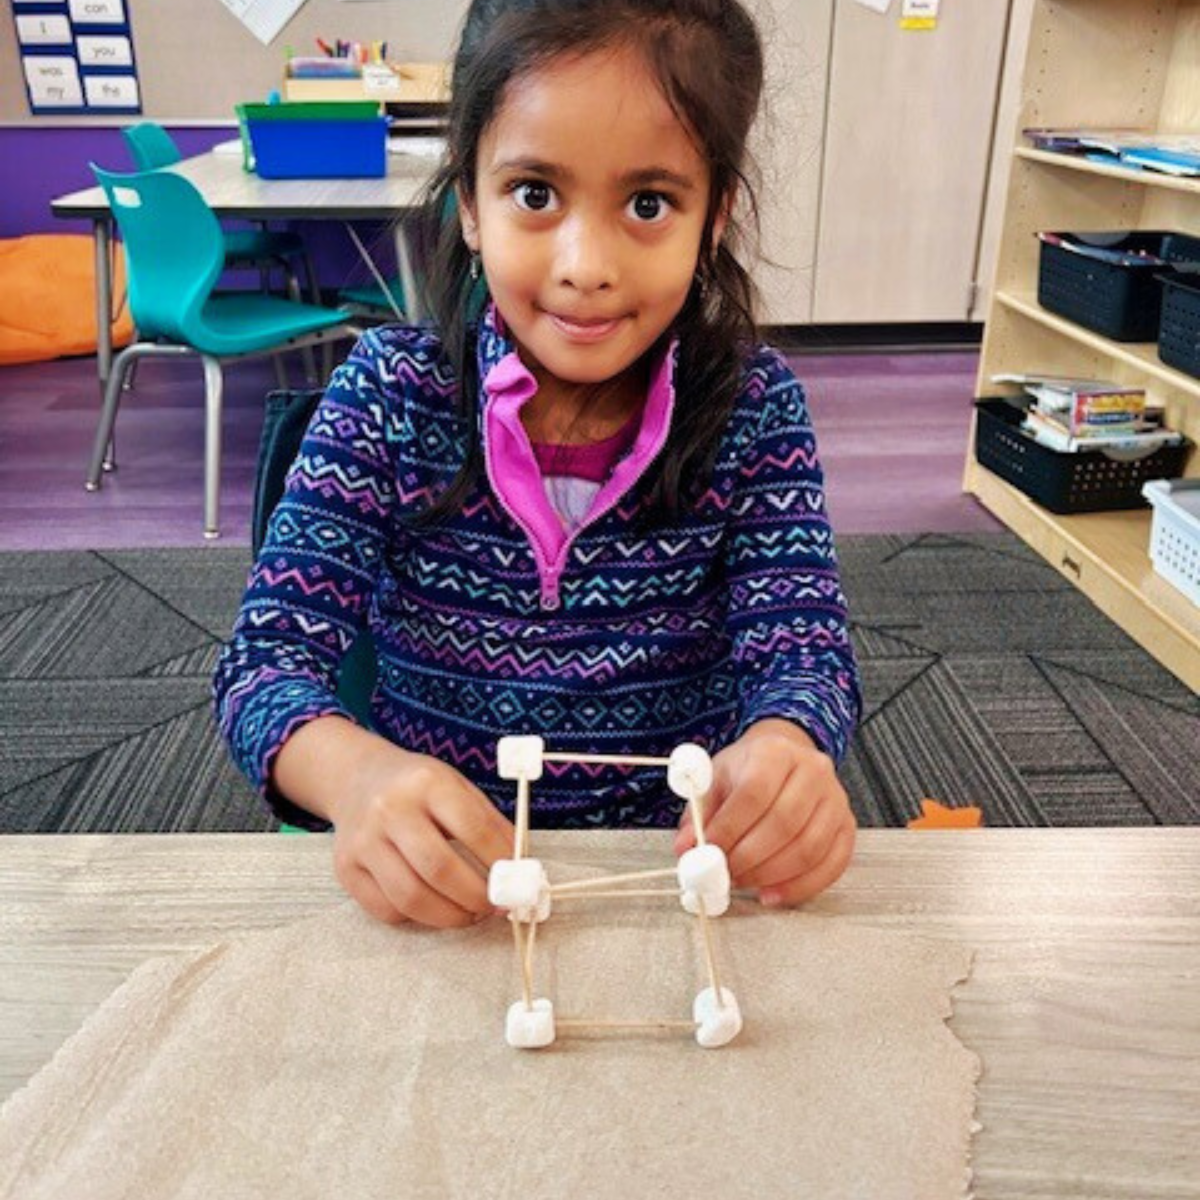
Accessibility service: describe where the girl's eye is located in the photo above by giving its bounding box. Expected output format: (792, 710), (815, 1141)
(512, 181), (557, 212)
(629, 191), (671, 223)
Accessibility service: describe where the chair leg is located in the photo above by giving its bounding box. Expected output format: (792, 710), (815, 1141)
(85, 345), (139, 491)
(122, 350), (140, 393)
(202, 356), (224, 540)
(272, 354), (289, 391)
(285, 267), (319, 385)
(301, 248), (335, 380)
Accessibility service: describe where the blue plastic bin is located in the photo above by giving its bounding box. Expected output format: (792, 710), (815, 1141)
(246, 116), (388, 179)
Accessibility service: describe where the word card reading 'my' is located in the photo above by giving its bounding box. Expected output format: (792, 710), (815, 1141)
(12, 0), (140, 115)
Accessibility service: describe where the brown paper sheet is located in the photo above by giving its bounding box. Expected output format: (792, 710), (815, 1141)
(0, 876), (979, 1199)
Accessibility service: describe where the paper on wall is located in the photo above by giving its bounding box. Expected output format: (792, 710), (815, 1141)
(216, 0), (307, 46)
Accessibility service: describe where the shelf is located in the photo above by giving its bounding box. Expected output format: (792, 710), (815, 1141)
(1016, 147), (1200, 198)
(993, 290), (1200, 401)
(964, 461), (1200, 691)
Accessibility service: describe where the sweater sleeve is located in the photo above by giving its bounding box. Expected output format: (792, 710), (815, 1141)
(724, 348), (862, 764)
(212, 330), (400, 827)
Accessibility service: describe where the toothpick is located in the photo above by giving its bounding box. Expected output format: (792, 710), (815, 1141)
(695, 897), (726, 1007)
(556, 1018), (698, 1032)
(687, 783), (709, 847)
(553, 889), (680, 900)
(550, 868), (678, 895)
(511, 917), (533, 1009)
(514, 775), (530, 859)
(542, 752), (671, 768)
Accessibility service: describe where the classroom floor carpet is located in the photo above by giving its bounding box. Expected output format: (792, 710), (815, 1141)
(0, 536), (1196, 833)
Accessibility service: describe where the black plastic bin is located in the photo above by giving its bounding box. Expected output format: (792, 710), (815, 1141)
(1037, 231), (1200, 342)
(1158, 274), (1200, 378)
(973, 397), (1191, 514)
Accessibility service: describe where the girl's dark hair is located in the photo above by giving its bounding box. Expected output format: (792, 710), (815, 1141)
(413, 0), (765, 526)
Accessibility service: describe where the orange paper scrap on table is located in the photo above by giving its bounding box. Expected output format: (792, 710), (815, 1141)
(908, 799), (984, 829)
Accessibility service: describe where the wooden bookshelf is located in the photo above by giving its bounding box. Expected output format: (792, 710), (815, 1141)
(967, 0), (1200, 692)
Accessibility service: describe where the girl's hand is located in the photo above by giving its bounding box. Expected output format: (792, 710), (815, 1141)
(329, 744), (516, 929)
(673, 719), (856, 907)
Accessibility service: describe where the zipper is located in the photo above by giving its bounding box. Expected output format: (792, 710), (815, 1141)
(540, 429), (674, 610)
(483, 434), (560, 610)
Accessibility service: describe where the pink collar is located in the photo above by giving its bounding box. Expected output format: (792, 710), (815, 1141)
(479, 303), (680, 580)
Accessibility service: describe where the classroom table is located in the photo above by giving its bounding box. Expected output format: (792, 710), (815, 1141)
(50, 147), (439, 403)
(2, 828), (1198, 1198)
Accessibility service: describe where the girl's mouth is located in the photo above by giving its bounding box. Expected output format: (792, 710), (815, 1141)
(548, 313), (626, 343)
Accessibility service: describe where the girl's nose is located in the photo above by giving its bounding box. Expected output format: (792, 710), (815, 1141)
(554, 219), (617, 292)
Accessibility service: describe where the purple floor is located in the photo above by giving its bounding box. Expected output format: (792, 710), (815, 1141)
(0, 346), (1000, 550)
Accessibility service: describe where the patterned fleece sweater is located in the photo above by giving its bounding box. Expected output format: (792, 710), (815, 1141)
(213, 305), (861, 830)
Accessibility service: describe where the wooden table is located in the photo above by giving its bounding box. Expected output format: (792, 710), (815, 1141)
(50, 147), (438, 399)
(2, 829), (1198, 1199)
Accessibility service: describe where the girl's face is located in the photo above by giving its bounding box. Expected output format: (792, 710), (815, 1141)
(460, 45), (723, 395)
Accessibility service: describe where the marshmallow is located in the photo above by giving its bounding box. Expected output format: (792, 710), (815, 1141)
(678, 843), (730, 894)
(497, 735), (545, 781)
(506, 998), (556, 1049)
(666, 742), (713, 799)
(693, 986), (742, 1049)
(506, 885), (552, 925)
(488, 858), (551, 923)
(678, 844), (731, 918)
(681, 888), (731, 918)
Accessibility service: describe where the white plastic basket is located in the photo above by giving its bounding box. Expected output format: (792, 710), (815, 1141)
(1142, 479), (1200, 607)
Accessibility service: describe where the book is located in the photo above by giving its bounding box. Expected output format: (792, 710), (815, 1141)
(1120, 146), (1200, 176)
(1020, 411), (1184, 455)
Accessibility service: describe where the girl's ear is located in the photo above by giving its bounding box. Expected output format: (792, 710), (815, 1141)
(710, 188), (734, 254)
(457, 185), (481, 252)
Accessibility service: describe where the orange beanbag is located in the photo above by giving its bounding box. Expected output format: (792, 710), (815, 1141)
(0, 233), (134, 365)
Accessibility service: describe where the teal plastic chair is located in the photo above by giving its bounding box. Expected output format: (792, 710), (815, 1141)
(338, 276), (407, 320)
(84, 164), (360, 538)
(123, 122), (319, 301)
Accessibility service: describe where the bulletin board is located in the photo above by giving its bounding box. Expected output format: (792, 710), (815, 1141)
(0, 0), (465, 123)
(12, 0), (141, 117)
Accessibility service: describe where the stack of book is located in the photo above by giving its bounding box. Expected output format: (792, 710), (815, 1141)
(994, 374), (1186, 453)
(1023, 128), (1200, 177)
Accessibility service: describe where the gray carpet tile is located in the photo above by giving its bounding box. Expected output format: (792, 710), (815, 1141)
(1034, 649), (1200, 715)
(141, 644), (223, 678)
(857, 654), (939, 724)
(0, 705), (267, 834)
(848, 659), (1050, 827)
(0, 678), (211, 794)
(0, 537), (1197, 833)
(0, 575), (212, 680)
(1037, 660), (1200, 824)
(0, 551), (116, 619)
(100, 548), (253, 639)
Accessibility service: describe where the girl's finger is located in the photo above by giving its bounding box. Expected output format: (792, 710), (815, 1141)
(388, 815), (494, 918)
(435, 784), (518, 877)
(723, 770), (818, 880)
(737, 796), (846, 890)
(761, 824), (856, 908)
(698, 762), (783, 857)
(367, 838), (478, 928)
(343, 863), (406, 925)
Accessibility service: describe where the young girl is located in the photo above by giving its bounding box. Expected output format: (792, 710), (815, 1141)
(214, 0), (862, 929)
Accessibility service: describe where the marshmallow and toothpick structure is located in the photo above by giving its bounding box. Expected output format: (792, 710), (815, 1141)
(489, 737), (743, 1050)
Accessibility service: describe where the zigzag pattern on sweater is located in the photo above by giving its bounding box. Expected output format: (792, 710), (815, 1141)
(213, 318), (861, 831)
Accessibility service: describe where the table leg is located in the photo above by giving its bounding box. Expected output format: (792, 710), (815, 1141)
(344, 220), (409, 323)
(93, 216), (117, 471)
(394, 221), (425, 323)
